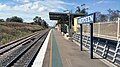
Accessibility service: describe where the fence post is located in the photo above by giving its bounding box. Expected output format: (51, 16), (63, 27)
(117, 18), (120, 40)
(80, 24), (83, 51)
(94, 39), (100, 52)
(112, 40), (120, 62)
(90, 23), (93, 59)
(102, 40), (108, 58)
(112, 18), (120, 62)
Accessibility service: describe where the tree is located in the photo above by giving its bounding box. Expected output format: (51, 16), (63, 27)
(99, 14), (108, 22)
(0, 19), (5, 22)
(33, 16), (38, 23)
(75, 6), (81, 14)
(6, 18), (11, 22)
(41, 19), (48, 28)
(33, 16), (48, 28)
(33, 16), (42, 25)
(10, 16), (23, 22)
(75, 4), (88, 15)
(96, 12), (108, 22)
(107, 9), (120, 21)
(81, 8), (88, 15)
(6, 16), (23, 23)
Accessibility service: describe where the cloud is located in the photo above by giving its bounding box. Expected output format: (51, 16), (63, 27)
(0, 0), (74, 26)
(31, 2), (39, 10)
(97, 0), (104, 4)
(94, 0), (114, 5)
(0, 3), (11, 10)
(13, 0), (30, 3)
(93, 0), (105, 6)
(23, 0), (29, 3)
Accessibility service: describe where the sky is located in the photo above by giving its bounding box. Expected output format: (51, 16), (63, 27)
(0, 0), (120, 26)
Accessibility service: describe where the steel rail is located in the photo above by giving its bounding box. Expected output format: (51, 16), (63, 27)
(0, 32), (41, 55)
(0, 29), (49, 67)
(5, 30), (49, 67)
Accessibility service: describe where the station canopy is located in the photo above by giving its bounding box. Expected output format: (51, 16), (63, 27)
(49, 12), (84, 24)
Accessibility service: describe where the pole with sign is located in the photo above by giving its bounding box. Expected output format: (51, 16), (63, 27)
(80, 24), (83, 51)
(78, 13), (96, 59)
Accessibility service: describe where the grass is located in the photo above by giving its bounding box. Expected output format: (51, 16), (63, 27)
(0, 22), (45, 45)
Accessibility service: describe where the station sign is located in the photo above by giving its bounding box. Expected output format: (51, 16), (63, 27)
(78, 13), (96, 59)
(78, 13), (95, 24)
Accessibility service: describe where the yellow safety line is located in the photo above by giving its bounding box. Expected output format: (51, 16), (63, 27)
(49, 32), (52, 67)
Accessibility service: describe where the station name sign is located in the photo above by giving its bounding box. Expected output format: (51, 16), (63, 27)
(78, 13), (95, 24)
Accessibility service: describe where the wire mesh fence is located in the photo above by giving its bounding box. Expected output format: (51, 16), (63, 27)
(79, 19), (120, 40)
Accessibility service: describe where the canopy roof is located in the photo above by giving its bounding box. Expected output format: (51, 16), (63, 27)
(49, 12), (84, 20)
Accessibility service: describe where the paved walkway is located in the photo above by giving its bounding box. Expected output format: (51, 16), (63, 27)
(43, 29), (109, 67)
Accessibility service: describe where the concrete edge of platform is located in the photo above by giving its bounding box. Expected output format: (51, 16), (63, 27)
(32, 30), (52, 67)
(72, 40), (117, 67)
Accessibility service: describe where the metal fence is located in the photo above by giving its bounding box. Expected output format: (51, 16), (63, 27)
(78, 19), (120, 41)
(72, 18), (120, 66)
(72, 34), (120, 66)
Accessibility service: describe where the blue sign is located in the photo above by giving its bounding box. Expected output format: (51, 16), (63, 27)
(78, 13), (95, 24)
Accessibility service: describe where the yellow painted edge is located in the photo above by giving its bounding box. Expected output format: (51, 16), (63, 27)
(49, 32), (52, 67)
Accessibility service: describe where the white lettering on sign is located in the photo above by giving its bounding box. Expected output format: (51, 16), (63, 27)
(78, 14), (94, 24)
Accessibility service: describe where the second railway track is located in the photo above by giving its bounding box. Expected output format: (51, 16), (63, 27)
(0, 29), (49, 67)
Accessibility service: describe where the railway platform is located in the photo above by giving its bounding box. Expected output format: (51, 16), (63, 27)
(41, 29), (116, 67)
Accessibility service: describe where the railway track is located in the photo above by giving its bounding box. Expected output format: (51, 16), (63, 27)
(0, 29), (49, 67)
(0, 31), (40, 55)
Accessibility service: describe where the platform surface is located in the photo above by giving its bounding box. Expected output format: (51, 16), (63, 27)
(43, 29), (109, 67)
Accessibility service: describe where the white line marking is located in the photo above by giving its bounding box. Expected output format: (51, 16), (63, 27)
(66, 58), (72, 67)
